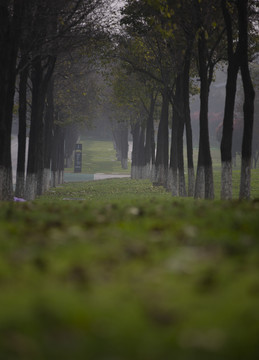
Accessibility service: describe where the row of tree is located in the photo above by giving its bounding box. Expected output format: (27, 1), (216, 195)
(109, 0), (258, 199)
(0, 0), (258, 201)
(0, 0), (113, 200)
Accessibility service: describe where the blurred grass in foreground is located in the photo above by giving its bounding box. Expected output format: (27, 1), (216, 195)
(0, 177), (259, 359)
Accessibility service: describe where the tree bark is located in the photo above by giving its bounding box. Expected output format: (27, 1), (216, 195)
(176, 75), (187, 197)
(169, 106), (178, 196)
(169, 74), (186, 197)
(238, 0), (255, 199)
(220, 0), (240, 200)
(154, 89), (169, 186)
(131, 122), (141, 179)
(43, 77), (55, 192)
(183, 42), (195, 197)
(25, 56), (56, 200)
(144, 92), (156, 178)
(25, 57), (44, 200)
(194, 30), (214, 199)
(15, 58), (29, 198)
(0, 1), (23, 200)
(112, 122), (129, 170)
(51, 125), (65, 187)
(64, 124), (79, 168)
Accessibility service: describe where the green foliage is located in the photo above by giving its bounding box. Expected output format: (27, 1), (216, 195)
(54, 47), (102, 128)
(0, 178), (259, 359)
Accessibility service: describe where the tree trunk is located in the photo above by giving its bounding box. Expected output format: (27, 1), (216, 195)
(64, 124), (79, 168)
(169, 99), (178, 196)
(194, 30), (214, 199)
(43, 78), (55, 192)
(131, 122), (141, 179)
(238, 0), (255, 199)
(58, 128), (65, 185)
(112, 122), (129, 169)
(144, 92), (156, 179)
(169, 114), (178, 196)
(121, 124), (129, 170)
(51, 125), (64, 187)
(183, 41), (195, 197)
(15, 61), (28, 198)
(169, 74), (187, 197)
(220, 0), (240, 200)
(25, 57), (44, 200)
(176, 75), (187, 197)
(25, 56), (55, 200)
(137, 125), (145, 179)
(154, 90), (169, 186)
(131, 122), (145, 179)
(0, 1), (23, 200)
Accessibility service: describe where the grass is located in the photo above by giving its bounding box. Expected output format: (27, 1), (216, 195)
(65, 139), (131, 174)
(1, 140), (259, 359)
(64, 139), (259, 199)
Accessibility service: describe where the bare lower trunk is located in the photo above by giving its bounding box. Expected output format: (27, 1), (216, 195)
(171, 169), (178, 197)
(194, 166), (205, 199)
(154, 164), (167, 187)
(239, 157), (251, 199)
(238, 0), (254, 200)
(37, 169), (44, 196)
(25, 173), (37, 200)
(0, 167), (13, 201)
(58, 170), (64, 185)
(143, 163), (151, 179)
(205, 165), (214, 199)
(150, 164), (156, 182)
(43, 168), (51, 192)
(178, 169), (186, 197)
(187, 167), (195, 197)
(135, 166), (142, 179)
(131, 165), (139, 179)
(221, 161), (232, 199)
(166, 168), (173, 192)
(51, 170), (58, 187)
(121, 158), (128, 170)
(15, 172), (25, 198)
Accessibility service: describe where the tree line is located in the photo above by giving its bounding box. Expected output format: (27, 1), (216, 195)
(0, 0), (258, 201)
(0, 0), (113, 201)
(110, 0), (258, 200)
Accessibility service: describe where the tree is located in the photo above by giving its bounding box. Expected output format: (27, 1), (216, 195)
(18, 0), (108, 199)
(238, 0), (256, 199)
(0, 0), (24, 200)
(121, 0), (197, 196)
(108, 59), (156, 177)
(193, 0), (225, 199)
(120, 3), (177, 186)
(220, 0), (240, 199)
(158, 0), (195, 196)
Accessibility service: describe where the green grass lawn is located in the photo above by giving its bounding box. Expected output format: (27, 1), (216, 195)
(65, 139), (131, 174)
(65, 139), (259, 199)
(1, 175), (259, 359)
(1, 140), (259, 359)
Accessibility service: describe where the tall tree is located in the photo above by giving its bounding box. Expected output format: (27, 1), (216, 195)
(238, 0), (255, 199)
(22, 0), (107, 199)
(220, 0), (240, 199)
(0, 0), (24, 200)
(193, 0), (224, 199)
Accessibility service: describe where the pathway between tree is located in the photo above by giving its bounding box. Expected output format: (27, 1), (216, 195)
(11, 136), (131, 187)
(63, 173), (130, 182)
